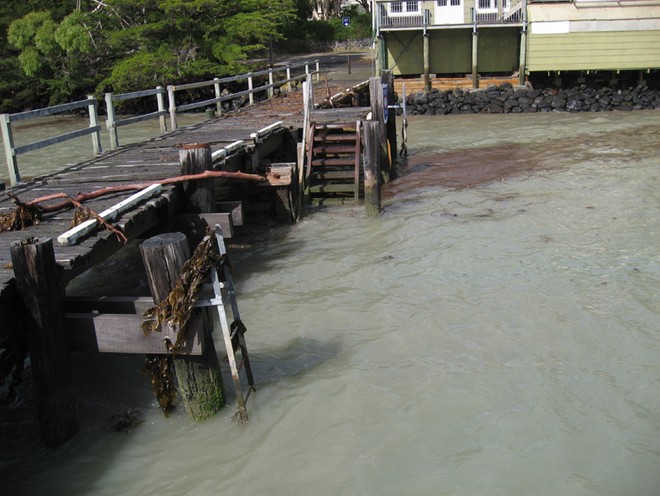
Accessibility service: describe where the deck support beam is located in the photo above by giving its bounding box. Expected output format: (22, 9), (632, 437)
(11, 238), (79, 447)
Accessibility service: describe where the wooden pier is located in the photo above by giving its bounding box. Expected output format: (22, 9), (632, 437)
(0, 66), (397, 445)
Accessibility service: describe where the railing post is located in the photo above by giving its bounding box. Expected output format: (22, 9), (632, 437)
(87, 95), (102, 155)
(105, 92), (120, 150)
(268, 69), (274, 99)
(305, 63), (310, 79)
(315, 60), (320, 82)
(0, 113), (20, 186)
(286, 66), (292, 93)
(168, 85), (178, 131)
(156, 86), (168, 133)
(248, 75), (254, 106)
(213, 77), (222, 116)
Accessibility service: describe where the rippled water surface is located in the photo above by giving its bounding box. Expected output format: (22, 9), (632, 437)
(1, 111), (659, 496)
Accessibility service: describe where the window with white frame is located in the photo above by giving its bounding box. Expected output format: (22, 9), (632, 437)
(406, 1), (420, 11)
(389, 1), (420, 14)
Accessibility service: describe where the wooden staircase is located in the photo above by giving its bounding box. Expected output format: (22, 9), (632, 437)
(305, 121), (362, 204)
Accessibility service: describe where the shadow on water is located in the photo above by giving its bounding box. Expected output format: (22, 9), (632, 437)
(383, 122), (660, 198)
(242, 336), (342, 387)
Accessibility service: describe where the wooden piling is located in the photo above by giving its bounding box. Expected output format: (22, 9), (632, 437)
(382, 70), (397, 180)
(472, 27), (479, 89)
(362, 121), (381, 217)
(140, 233), (225, 420)
(10, 238), (79, 447)
(423, 33), (431, 93)
(179, 143), (215, 213)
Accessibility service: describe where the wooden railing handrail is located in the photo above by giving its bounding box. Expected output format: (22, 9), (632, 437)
(1, 60), (322, 186)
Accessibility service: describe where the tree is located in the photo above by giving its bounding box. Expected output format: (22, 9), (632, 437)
(8, 8), (107, 104)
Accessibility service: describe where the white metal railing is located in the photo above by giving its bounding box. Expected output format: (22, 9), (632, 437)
(1, 60), (322, 185)
(1, 97), (101, 186)
(376, 0), (525, 28)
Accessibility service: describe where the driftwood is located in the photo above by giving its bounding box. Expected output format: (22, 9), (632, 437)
(25, 170), (266, 213)
(0, 170), (266, 234)
(318, 80), (369, 109)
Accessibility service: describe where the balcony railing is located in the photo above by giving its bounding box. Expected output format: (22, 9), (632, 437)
(376, 0), (525, 29)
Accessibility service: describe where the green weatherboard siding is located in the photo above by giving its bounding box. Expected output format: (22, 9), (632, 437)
(386, 31), (424, 75)
(386, 28), (520, 76)
(477, 28), (520, 73)
(527, 30), (660, 72)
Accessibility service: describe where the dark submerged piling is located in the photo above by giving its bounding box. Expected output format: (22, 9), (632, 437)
(10, 238), (79, 446)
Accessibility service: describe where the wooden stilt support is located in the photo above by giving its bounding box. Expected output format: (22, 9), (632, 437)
(362, 121), (381, 217)
(472, 26), (479, 89)
(140, 233), (225, 420)
(179, 143), (215, 213)
(423, 32), (431, 93)
(10, 238), (79, 446)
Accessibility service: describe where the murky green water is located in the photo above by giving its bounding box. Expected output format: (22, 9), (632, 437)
(1, 110), (659, 496)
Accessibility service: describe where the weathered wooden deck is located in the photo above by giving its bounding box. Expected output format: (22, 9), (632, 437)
(0, 100), (307, 338)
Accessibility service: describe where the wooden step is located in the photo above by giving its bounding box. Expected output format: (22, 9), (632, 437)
(313, 145), (356, 155)
(313, 133), (357, 143)
(310, 170), (357, 180)
(314, 123), (357, 131)
(309, 184), (359, 194)
(311, 158), (356, 167)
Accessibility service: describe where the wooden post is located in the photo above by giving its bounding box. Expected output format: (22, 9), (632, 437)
(87, 96), (102, 155)
(348, 54), (352, 74)
(157, 86), (168, 133)
(382, 70), (397, 180)
(268, 69), (274, 99)
(369, 77), (385, 129)
(362, 121), (381, 217)
(519, 25), (527, 87)
(248, 75), (254, 106)
(105, 92), (119, 150)
(1, 113), (20, 186)
(140, 233), (225, 420)
(11, 238), (79, 447)
(423, 32), (431, 93)
(369, 76), (389, 182)
(179, 143), (215, 213)
(213, 78), (222, 116)
(167, 85), (178, 131)
(472, 26), (479, 89)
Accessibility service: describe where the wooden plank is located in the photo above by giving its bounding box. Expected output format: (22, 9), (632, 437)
(66, 312), (203, 355)
(65, 295), (155, 314)
(57, 184), (162, 246)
